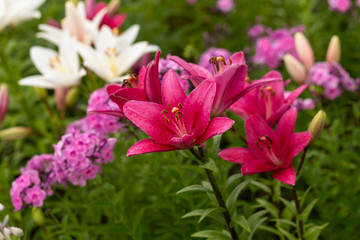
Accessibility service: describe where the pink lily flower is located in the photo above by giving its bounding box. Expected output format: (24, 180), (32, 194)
(219, 108), (311, 185)
(85, 0), (126, 29)
(90, 51), (162, 118)
(123, 70), (234, 156)
(169, 52), (281, 117)
(230, 71), (307, 126)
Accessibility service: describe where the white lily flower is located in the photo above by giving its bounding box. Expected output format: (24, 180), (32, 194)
(37, 1), (105, 46)
(0, 0), (45, 31)
(19, 33), (86, 89)
(77, 24), (159, 82)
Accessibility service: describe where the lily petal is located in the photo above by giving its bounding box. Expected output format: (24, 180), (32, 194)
(229, 51), (245, 65)
(272, 165), (296, 185)
(219, 147), (256, 165)
(276, 108), (297, 145)
(161, 70), (186, 105)
(109, 88), (147, 111)
(19, 75), (58, 89)
(286, 84), (308, 103)
(241, 158), (277, 175)
(88, 110), (126, 119)
(144, 51), (162, 103)
(195, 117), (234, 145)
(127, 139), (179, 156)
(282, 132), (312, 166)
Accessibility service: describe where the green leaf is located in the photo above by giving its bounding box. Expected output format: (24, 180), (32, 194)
(179, 149), (198, 162)
(271, 219), (297, 228)
(300, 186), (312, 209)
(304, 223), (328, 240)
(199, 208), (220, 223)
(200, 158), (218, 172)
(250, 180), (271, 194)
(226, 180), (250, 214)
(182, 208), (221, 223)
(280, 198), (296, 216)
(207, 134), (222, 158)
(256, 198), (279, 218)
(225, 173), (243, 191)
(278, 228), (297, 240)
(247, 217), (267, 240)
(176, 184), (209, 194)
(299, 199), (317, 223)
(234, 215), (251, 232)
(191, 230), (231, 239)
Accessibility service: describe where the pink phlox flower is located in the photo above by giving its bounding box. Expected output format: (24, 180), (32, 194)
(248, 24), (265, 39)
(85, 0), (126, 29)
(328, 0), (351, 13)
(217, 0), (235, 13)
(124, 71), (234, 156)
(230, 71), (308, 126)
(219, 108), (312, 185)
(24, 186), (46, 207)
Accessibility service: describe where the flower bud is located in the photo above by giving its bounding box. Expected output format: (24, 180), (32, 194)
(65, 87), (79, 108)
(108, 0), (120, 17)
(0, 127), (32, 141)
(284, 54), (307, 85)
(0, 83), (9, 126)
(294, 32), (314, 71)
(9, 227), (23, 237)
(55, 87), (69, 112)
(32, 207), (45, 227)
(308, 110), (326, 146)
(326, 36), (341, 64)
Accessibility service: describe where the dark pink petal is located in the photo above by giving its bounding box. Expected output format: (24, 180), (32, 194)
(286, 84), (308, 103)
(230, 51), (245, 65)
(183, 80), (216, 140)
(109, 88), (147, 111)
(180, 74), (206, 87)
(127, 139), (179, 156)
(88, 110), (125, 119)
(107, 84), (122, 95)
(123, 101), (177, 144)
(212, 65), (247, 117)
(241, 158), (277, 175)
(272, 166), (296, 185)
(229, 82), (258, 120)
(161, 70), (186, 105)
(266, 103), (291, 127)
(245, 114), (280, 160)
(169, 55), (212, 83)
(276, 108), (297, 145)
(281, 132), (312, 167)
(219, 147), (256, 165)
(85, 0), (95, 19)
(195, 117), (234, 145)
(144, 51), (162, 104)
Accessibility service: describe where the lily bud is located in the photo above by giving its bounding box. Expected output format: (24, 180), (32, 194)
(9, 227), (23, 237)
(108, 0), (120, 17)
(0, 127), (32, 140)
(0, 83), (9, 126)
(326, 36), (341, 64)
(294, 32), (314, 71)
(65, 87), (79, 108)
(308, 110), (326, 146)
(55, 87), (69, 112)
(284, 54), (307, 85)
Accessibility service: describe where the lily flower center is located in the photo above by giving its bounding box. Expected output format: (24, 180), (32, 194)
(209, 56), (232, 76)
(49, 55), (66, 73)
(161, 103), (187, 138)
(260, 85), (276, 120)
(255, 135), (282, 166)
(105, 47), (119, 74)
(122, 74), (139, 88)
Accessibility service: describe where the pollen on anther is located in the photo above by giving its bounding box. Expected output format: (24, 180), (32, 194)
(161, 109), (168, 114)
(171, 107), (180, 113)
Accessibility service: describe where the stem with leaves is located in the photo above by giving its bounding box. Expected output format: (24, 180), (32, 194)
(190, 148), (239, 240)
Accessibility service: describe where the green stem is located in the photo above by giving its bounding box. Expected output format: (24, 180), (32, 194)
(190, 148), (239, 240)
(292, 186), (304, 240)
(296, 147), (308, 175)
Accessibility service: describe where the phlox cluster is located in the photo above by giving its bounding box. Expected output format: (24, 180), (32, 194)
(308, 62), (357, 100)
(251, 25), (304, 68)
(328, 0), (351, 13)
(10, 87), (120, 211)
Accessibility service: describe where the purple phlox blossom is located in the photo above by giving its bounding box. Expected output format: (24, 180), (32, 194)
(253, 26), (304, 68)
(307, 61), (357, 100)
(328, 0), (351, 13)
(248, 24), (265, 39)
(159, 54), (190, 92)
(186, 0), (197, 5)
(284, 91), (316, 110)
(10, 154), (55, 211)
(217, 0), (234, 13)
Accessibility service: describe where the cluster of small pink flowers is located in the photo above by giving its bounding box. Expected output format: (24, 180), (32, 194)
(10, 154), (55, 211)
(217, 0), (234, 13)
(308, 62), (357, 100)
(251, 25), (304, 68)
(53, 128), (116, 187)
(328, 0), (351, 13)
(283, 91), (316, 110)
(86, 88), (124, 136)
(199, 47), (231, 73)
(158, 55), (190, 92)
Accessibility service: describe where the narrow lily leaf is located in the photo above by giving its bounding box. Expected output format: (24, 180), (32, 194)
(201, 181), (213, 192)
(176, 184), (209, 194)
(256, 199), (279, 218)
(257, 226), (284, 239)
(226, 180), (250, 214)
(200, 158), (218, 172)
(304, 223), (328, 240)
(198, 208), (220, 223)
(250, 180), (272, 194)
(280, 198), (297, 216)
(179, 149), (199, 162)
(206, 134), (222, 159)
(234, 215), (251, 232)
(181, 208), (221, 223)
(300, 187), (312, 209)
(271, 219), (297, 228)
(247, 217), (267, 240)
(191, 230), (232, 239)
(278, 228), (297, 240)
(225, 173), (243, 191)
(299, 199), (317, 223)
